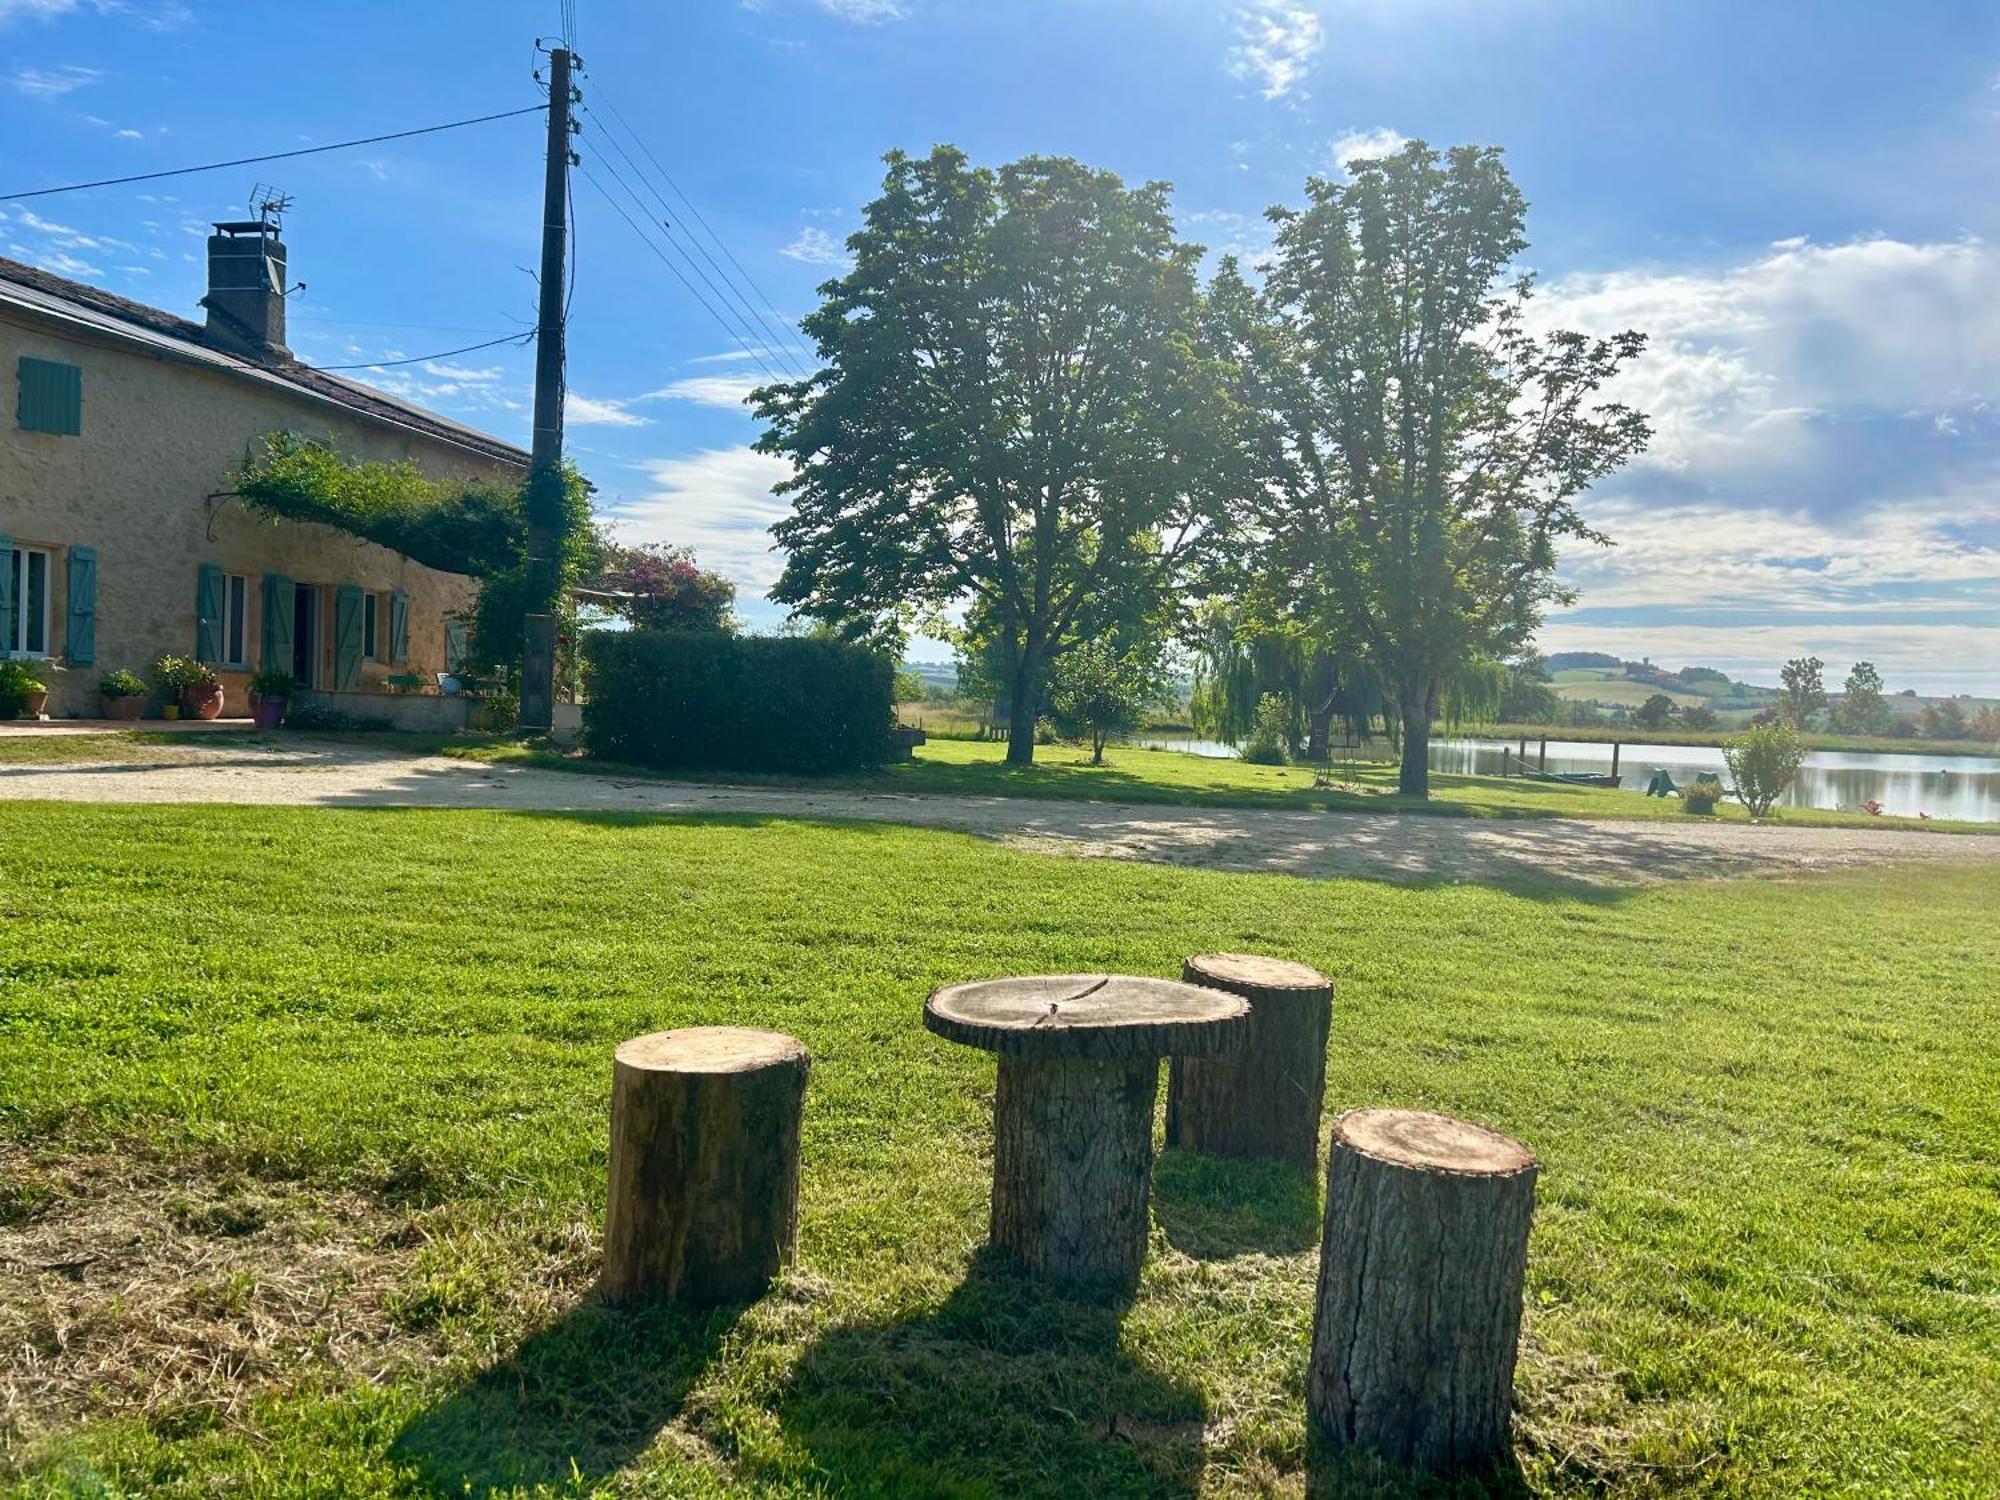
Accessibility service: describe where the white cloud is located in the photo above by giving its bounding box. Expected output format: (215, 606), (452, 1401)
(814, 0), (907, 19)
(1227, 2), (1322, 101)
(566, 393), (651, 428)
(0, 0), (187, 27)
(1328, 127), (1409, 173)
(8, 63), (99, 96)
(419, 361), (503, 383)
(607, 447), (794, 592)
(781, 225), (850, 267)
(0, 0), (79, 23)
(642, 374), (764, 409)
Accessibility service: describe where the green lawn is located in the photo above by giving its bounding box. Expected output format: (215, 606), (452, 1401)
(2, 803), (1996, 1497)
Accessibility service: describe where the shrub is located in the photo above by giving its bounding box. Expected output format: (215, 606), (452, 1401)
(1240, 694), (1290, 766)
(99, 668), (147, 699)
(1722, 722), (1805, 817)
(1679, 779), (1724, 814)
(0, 659), (48, 718)
(250, 668), (299, 699)
(583, 631), (893, 773)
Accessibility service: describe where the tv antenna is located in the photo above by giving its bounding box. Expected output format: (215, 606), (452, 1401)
(248, 183), (292, 230)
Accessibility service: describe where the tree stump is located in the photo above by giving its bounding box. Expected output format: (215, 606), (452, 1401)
(1309, 1108), (1538, 1472)
(1165, 952), (1332, 1169)
(600, 1026), (810, 1306)
(924, 974), (1248, 1286)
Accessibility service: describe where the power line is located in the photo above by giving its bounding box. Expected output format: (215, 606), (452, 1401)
(312, 332), (533, 372)
(581, 98), (810, 379)
(586, 86), (818, 375)
(577, 164), (788, 386)
(582, 112), (807, 381)
(0, 104), (549, 203)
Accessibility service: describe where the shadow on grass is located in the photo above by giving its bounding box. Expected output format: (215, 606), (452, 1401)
(1150, 1149), (1321, 1259)
(1305, 1441), (1530, 1499)
(773, 1248), (1207, 1498)
(390, 1296), (740, 1496)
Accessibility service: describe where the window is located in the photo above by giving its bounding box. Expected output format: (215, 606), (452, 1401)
(17, 357), (82, 436)
(363, 592), (380, 662)
(4, 546), (52, 656)
(222, 573), (249, 667)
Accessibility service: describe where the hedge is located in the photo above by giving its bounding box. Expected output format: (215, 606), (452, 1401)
(582, 630), (894, 773)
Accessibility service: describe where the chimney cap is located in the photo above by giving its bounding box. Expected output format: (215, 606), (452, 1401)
(212, 219), (279, 237)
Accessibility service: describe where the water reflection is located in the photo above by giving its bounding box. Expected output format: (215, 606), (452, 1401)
(1131, 735), (2000, 823)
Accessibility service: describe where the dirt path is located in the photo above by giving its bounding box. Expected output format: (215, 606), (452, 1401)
(3, 737), (1996, 888)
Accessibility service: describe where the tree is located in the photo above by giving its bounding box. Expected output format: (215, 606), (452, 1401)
(1832, 660), (1887, 735)
(1497, 652), (1559, 724)
(1920, 698), (1969, 741)
(590, 542), (735, 633)
(1047, 639), (1153, 764)
(1681, 703), (1720, 731)
(757, 147), (1231, 765)
(1633, 693), (1678, 729)
(1723, 723), (1805, 817)
(1212, 142), (1650, 795)
(1778, 656), (1827, 729)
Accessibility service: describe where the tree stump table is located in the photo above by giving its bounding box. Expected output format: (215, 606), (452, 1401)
(923, 974), (1248, 1286)
(600, 1026), (810, 1306)
(1166, 952), (1333, 1169)
(1309, 1108), (1538, 1472)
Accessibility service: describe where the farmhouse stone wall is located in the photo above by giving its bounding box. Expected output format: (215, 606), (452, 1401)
(1, 313), (518, 718)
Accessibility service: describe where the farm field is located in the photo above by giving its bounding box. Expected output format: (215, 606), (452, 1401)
(3, 803), (1997, 1497)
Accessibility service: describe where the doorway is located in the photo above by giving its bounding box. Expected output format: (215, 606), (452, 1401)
(292, 584), (317, 687)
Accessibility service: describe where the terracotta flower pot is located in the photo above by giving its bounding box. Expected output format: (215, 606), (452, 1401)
(102, 696), (144, 721)
(183, 682), (225, 720)
(21, 690), (48, 718)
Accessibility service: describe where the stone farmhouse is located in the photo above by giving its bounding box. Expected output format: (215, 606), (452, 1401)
(1, 214), (527, 720)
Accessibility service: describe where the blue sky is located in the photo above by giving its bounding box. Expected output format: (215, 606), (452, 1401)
(4, 0), (1998, 692)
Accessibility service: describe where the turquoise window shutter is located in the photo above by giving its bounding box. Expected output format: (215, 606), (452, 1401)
(333, 584), (364, 690)
(261, 574), (294, 672)
(389, 590), (410, 664)
(195, 563), (224, 663)
(0, 536), (13, 649)
(17, 357), (82, 436)
(66, 547), (96, 664)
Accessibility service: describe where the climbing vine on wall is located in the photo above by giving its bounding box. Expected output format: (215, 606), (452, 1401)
(234, 433), (598, 677)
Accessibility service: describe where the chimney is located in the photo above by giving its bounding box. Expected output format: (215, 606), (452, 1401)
(201, 218), (291, 359)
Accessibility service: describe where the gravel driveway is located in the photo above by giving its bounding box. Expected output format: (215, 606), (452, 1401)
(3, 736), (1996, 888)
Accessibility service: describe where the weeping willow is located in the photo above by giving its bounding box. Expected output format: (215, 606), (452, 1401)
(1190, 604), (1384, 754)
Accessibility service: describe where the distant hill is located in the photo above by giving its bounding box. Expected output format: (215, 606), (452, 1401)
(1542, 655), (1778, 719)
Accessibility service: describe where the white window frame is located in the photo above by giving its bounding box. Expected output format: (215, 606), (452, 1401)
(4, 545), (53, 659)
(221, 572), (250, 668)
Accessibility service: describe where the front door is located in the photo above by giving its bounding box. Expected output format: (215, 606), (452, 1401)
(292, 584), (317, 687)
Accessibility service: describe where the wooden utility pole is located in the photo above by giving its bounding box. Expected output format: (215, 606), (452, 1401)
(519, 44), (575, 735)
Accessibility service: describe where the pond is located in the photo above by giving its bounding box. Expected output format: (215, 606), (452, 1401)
(1130, 735), (2000, 823)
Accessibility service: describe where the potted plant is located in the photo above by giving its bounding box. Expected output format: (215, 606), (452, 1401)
(99, 667), (147, 721)
(179, 659), (224, 720)
(249, 668), (297, 729)
(0, 659), (49, 720)
(150, 655), (192, 720)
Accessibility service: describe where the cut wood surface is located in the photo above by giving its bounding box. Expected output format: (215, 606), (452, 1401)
(924, 973), (1248, 1059)
(601, 1026), (809, 1306)
(1309, 1107), (1538, 1472)
(1167, 952), (1332, 1168)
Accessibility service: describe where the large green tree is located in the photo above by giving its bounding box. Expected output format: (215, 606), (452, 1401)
(755, 146), (1232, 763)
(1211, 142), (1651, 795)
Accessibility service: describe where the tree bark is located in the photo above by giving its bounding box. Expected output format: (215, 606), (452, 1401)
(989, 1054), (1159, 1286)
(1005, 680), (1039, 764)
(1309, 1109), (1538, 1472)
(600, 1028), (810, 1306)
(1397, 693), (1432, 798)
(1166, 954), (1332, 1169)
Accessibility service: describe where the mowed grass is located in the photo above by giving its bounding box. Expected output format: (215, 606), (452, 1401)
(1, 804), (1997, 1497)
